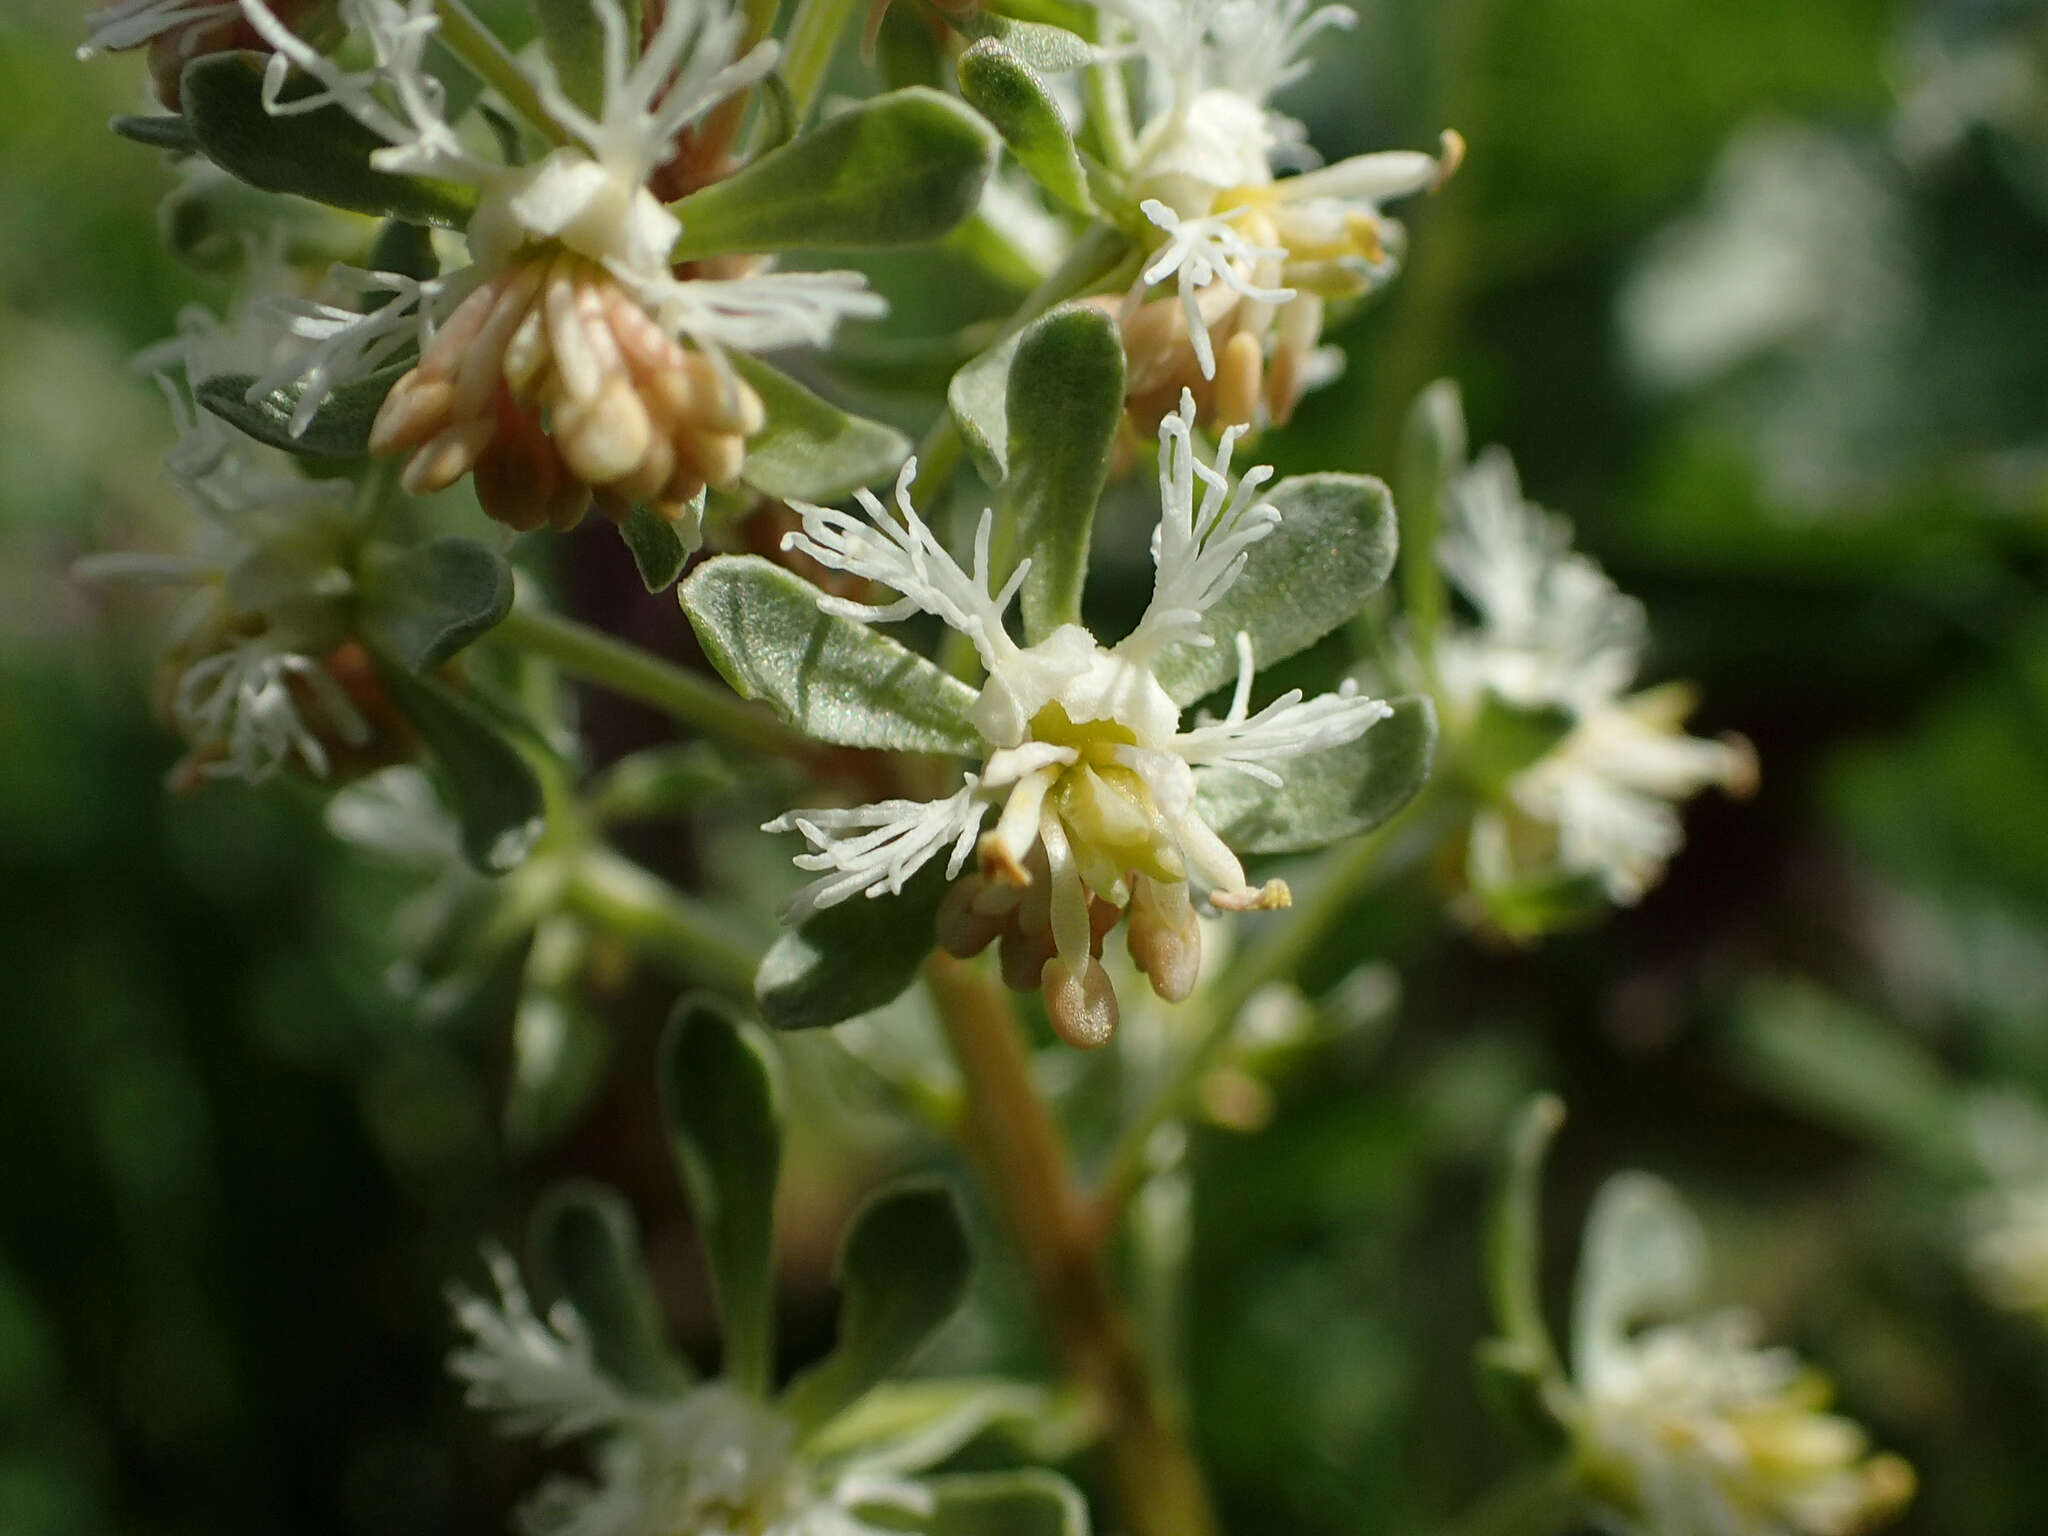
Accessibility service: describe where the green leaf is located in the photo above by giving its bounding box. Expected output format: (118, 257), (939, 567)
(661, 998), (783, 1396)
(1001, 305), (1123, 641)
(619, 498), (703, 594)
(586, 743), (742, 821)
(947, 11), (1095, 71)
(732, 355), (911, 502)
(803, 1378), (1077, 1473)
(373, 660), (546, 873)
(197, 360), (413, 460)
(368, 218), (441, 283)
(669, 88), (997, 258)
(358, 537), (515, 673)
(112, 114), (198, 152)
(957, 43), (1094, 215)
(531, 1182), (689, 1395)
(530, 0), (634, 118)
(679, 556), (982, 754)
(783, 1182), (971, 1433)
(897, 1471), (1091, 1536)
(1197, 695), (1437, 855)
(182, 54), (477, 226)
(505, 980), (610, 1153)
(947, 326), (1028, 484)
(1154, 473), (1399, 706)
(754, 858), (950, 1032)
(1458, 691), (1575, 797)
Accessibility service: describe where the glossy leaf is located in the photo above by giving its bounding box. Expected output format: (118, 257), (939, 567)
(733, 355), (911, 502)
(1154, 472), (1399, 706)
(1196, 695), (1437, 855)
(358, 537), (515, 674)
(1002, 305), (1123, 641)
(668, 89), (996, 259)
(531, 1182), (688, 1395)
(197, 360), (413, 460)
(619, 498), (703, 594)
(679, 556), (982, 754)
(957, 42), (1094, 215)
(782, 1182), (971, 1432)
(182, 54), (477, 226)
(661, 998), (783, 1396)
(754, 858), (950, 1032)
(373, 660), (546, 874)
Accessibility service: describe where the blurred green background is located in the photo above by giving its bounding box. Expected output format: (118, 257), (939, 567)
(6, 0), (2048, 1532)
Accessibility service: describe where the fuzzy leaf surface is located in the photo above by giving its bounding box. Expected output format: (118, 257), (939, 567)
(358, 537), (515, 673)
(754, 859), (949, 1032)
(619, 499), (701, 594)
(668, 89), (996, 258)
(734, 355), (911, 502)
(679, 557), (981, 754)
(531, 1182), (689, 1395)
(197, 361), (412, 460)
(1154, 473), (1399, 706)
(1196, 695), (1437, 855)
(957, 42), (1093, 214)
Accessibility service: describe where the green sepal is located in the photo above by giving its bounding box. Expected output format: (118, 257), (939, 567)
(898, 1470), (1092, 1535)
(529, 0), (636, 118)
(358, 536), (515, 674)
(1459, 691), (1574, 798)
(530, 1181), (692, 1395)
(182, 54), (478, 226)
(783, 1182), (972, 1434)
(1196, 695), (1437, 855)
(1002, 305), (1123, 641)
(619, 497), (704, 594)
(679, 556), (982, 754)
(660, 997), (784, 1397)
(197, 360), (412, 460)
(372, 658), (547, 874)
(957, 42), (1094, 215)
(668, 89), (997, 259)
(1153, 472), (1399, 706)
(755, 859), (950, 1032)
(111, 114), (197, 152)
(733, 355), (912, 503)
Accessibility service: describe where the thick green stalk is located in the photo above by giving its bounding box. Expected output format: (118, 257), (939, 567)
(492, 604), (812, 761)
(431, 0), (572, 146)
(924, 955), (1219, 1536)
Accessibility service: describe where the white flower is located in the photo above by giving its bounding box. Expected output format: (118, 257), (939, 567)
(77, 319), (371, 785)
(231, 0), (883, 525)
(1436, 442), (1754, 908)
(1096, 0), (1459, 424)
(448, 1251), (945, 1536)
(1962, 1091), (2048, 1318)
(768, 390), (1390, 1044)
(1566, 1174), (1914, 1536)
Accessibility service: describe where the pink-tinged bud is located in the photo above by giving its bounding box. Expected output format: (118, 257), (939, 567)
(935, 876), (1005, 959)
(999, 923), (1054, 994)
(1042, 956), (1119, 1049)
(1128, 876), (1201, 1003)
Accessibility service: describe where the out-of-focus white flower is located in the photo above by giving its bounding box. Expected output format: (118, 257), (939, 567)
(1436, 443), (1754, 910)
(76, 317), (372, 786)
(232, 0), (884, 530)
(1096, 0), (1459, 429)
(768, 390), (1390, 1046)
(1567, 1174), (1914, 1536)
(1962, 1090), (2048, 1318)
(448, 1249), (943, 1536)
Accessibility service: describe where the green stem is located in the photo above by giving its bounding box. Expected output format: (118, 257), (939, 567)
(431, 0), (572, 146)
(1095, 785), (1448, 1220)
(923, 955), (1219, 1536)
(492, 603), (811, 761)
(563, 846), (763, 997)
(780, 0), (861, 128)
(1437, 1461), (1581, 1536)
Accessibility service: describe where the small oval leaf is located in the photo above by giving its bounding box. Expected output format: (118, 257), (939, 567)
(183, 54), (477, 226)
(733, 355), (911, 502)
(661, 998), (783, 1396)
(1154, 472), (1399, 706)
(530, 1182), (691, 1395)
(957, 41), (1094, 215)
(754, 858), (949, 1031)
(359, 536), (515, 674)
(783, 1181), (972, 1433)
(372, 658), (546, 873)
(197, 360), (413, 459)
(679, 556), (982, 754)
(1195, 694), (1436, 854)
(668, 88), (998, 258)
(620, 497), (704, 594)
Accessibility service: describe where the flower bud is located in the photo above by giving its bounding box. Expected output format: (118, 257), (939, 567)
(1127, 875), (1201, 1003)
(1042, 956), (1119, 1050)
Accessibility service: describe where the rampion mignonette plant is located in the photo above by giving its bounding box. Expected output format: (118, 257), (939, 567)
(74, 0), (1908, 1531)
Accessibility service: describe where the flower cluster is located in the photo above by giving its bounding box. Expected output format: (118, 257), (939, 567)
(768, 392), (1389, 1046)
(1430, 417), (1755, 926)
(1097, 0), (1461, 433)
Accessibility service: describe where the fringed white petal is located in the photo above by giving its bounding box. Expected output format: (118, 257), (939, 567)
(766, 782), (988, 918)
(171, 637), (369, 782)
(611, 264), (887, 353)
(446, 1245), (630, 1443)
(1136, 201), (1295, 377)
